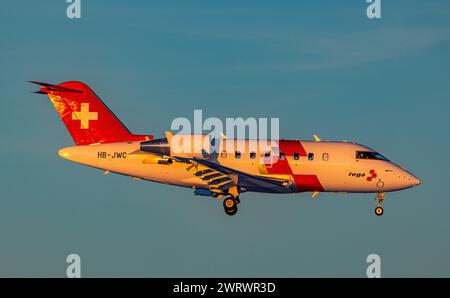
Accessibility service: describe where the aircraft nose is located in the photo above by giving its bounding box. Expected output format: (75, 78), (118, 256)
(398, 167), (421, 188)
(411, 176), (421, 186)
(405, 173), (421, 187)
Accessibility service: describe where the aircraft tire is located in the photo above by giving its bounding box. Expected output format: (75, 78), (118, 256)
(375, 206), (384, 216)
(223, 197), (237, 209)
(225, 206), (238, 216)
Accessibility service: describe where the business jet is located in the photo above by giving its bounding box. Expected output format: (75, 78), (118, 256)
(31, 81), (421, 216)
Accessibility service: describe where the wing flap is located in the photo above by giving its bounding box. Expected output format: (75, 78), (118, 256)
(185, 157), (296, 194)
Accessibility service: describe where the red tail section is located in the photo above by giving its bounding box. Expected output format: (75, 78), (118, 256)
(31, 81), (152, 145)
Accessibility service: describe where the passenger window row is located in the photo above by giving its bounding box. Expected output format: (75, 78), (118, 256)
(220, 151), (329, 161)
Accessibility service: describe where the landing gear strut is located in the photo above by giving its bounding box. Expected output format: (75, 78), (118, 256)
(375, 192), (384, 216)
(223, 196), (239, 216)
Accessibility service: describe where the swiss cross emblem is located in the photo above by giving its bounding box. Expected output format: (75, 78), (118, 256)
(367, 170), (377, 181)
(71, 103), (98, 129)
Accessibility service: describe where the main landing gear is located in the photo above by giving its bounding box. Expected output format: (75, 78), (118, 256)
(375, 192), (384, 216)
(223, 196), (240, 216)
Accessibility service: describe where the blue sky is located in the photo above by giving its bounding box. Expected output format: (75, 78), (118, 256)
(1, 0), (450, 276)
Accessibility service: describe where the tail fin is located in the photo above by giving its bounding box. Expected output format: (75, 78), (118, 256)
(31, 81), (152, 145)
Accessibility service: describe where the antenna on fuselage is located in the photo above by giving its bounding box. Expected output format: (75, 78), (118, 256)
(313, 134), (321, 142)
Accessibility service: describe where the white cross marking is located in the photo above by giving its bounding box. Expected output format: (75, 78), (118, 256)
(72, 103), (98, 129)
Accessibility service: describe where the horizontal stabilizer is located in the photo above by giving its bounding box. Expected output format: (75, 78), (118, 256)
(29, 81), (83, 94)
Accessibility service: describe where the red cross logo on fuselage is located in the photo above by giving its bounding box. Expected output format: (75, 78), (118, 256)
(367, 170), (377, 182)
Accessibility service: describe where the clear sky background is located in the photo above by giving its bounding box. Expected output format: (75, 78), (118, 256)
(1, 1), (449, 277)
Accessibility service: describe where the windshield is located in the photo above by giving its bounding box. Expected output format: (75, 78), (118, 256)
(356, 151), (389, 161)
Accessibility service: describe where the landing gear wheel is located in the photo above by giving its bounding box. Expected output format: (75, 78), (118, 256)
(223, 197), (239, 216)
(375, 206), (384, 216)
(374, 192), (385, 217)
(225, 207), (238, 216)
(223, 197), (237, 209)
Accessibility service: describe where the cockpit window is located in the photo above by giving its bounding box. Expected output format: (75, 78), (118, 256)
(356, 151), (389, 161)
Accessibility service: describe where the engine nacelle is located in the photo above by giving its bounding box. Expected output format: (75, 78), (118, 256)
(140, 138), (170, 156)
(140, 135), (213, 158)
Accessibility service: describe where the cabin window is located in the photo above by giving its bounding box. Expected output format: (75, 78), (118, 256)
(235, 151), (241, 159)
(250, 152), (256, 159)
(293, 153), (299, 160)
(279, 152), (286, 160)
(264, 151), (271, 160)
(322, 153), (329, 161)
(308, 153), (314, 160)
(221, 151), (227, 159)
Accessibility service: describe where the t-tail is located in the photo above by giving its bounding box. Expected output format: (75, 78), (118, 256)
(30, 81), (152, 145)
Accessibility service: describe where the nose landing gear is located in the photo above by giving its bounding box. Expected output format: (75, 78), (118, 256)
(223, 196), (240, 216)
(375, 192), (384, 216)
(375, 206), (384, 216)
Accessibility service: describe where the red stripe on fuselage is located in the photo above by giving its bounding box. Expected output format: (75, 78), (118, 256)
(293, 175), (324, 192)
(279, 140), (307, 157)
(265, 140), (307, 175)
(264, 140), (324, 192)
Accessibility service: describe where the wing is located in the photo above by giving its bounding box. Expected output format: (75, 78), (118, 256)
(175, 156), (296, 195)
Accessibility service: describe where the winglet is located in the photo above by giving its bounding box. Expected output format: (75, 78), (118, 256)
(313, 134), (321, 142)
